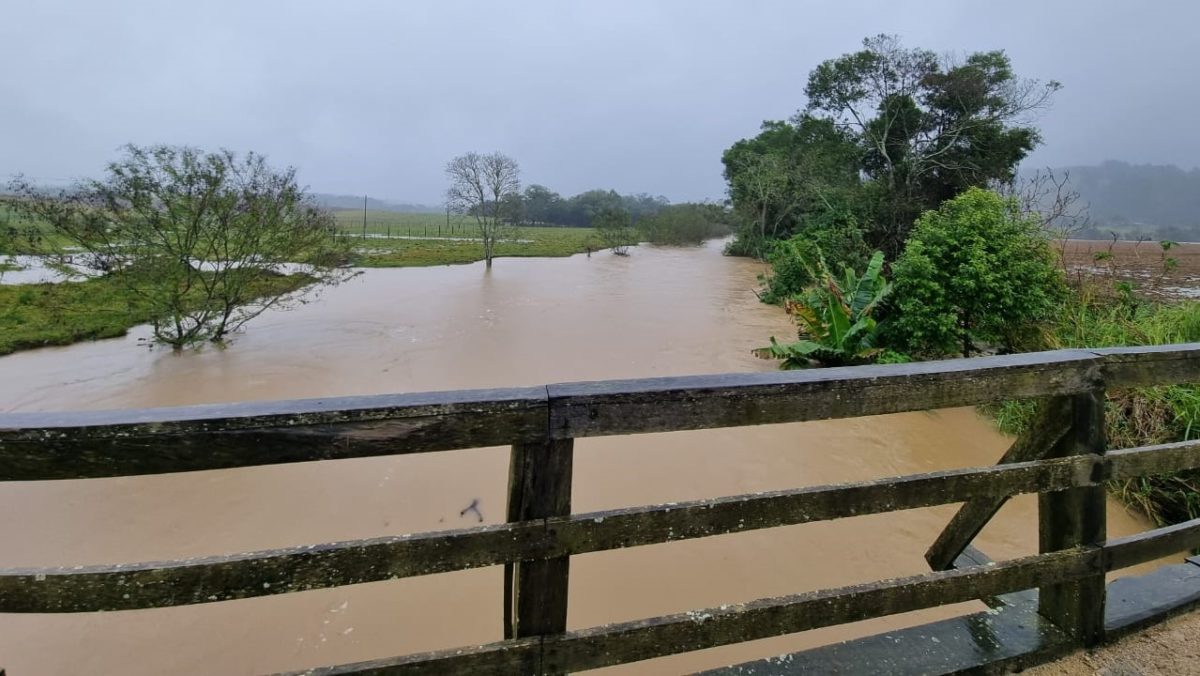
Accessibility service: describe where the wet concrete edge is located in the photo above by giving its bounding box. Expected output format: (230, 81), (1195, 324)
(700, 558), (1200, 676)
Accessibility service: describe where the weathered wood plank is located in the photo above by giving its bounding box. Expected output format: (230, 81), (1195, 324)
(282, 636), (542, 676)
(0, 522), (548, 613)
(549, 350), (1102, 439)
(1108, 439), (1200, 479)
(1106, 517), (1200, 571)
(551, 455), (1098, 556)
(0, 388), (547, 480)
(289, 548), (1101, 675)
(1093, 343), (1200, 388)
(1039, 390), (1107, 645)
(6, 345), (1200, 483)
(0, 455), (1098, 613)
(925, 395), (1075, 570)
(505, 439), (573, 646)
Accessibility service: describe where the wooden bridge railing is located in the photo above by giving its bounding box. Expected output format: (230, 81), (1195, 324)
(3, 345), (1200, 674)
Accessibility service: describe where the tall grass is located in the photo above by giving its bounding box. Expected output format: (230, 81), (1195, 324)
(995, 282), (1200, 525)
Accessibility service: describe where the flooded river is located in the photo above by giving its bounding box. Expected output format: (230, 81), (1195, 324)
(0, 240), (1161, 674)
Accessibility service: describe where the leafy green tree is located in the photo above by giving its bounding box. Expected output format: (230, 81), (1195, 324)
(755, 250), (891, 368)
(760, 207), (870, 304)
(637, 203), (733, 245)
(804, 34), (1060, 257)
(594, 206), (635, 255)
(522, 184), (563, 224)
(889, 188), (1066, 358)
(722, 117), (861, 257)
(8, 145), (346, 349)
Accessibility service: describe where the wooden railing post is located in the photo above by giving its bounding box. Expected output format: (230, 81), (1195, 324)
(1038, 390), (1106, 645)
(504, 438), (574, 653)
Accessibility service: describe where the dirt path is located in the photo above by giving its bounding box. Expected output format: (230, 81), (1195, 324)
(1027, 611), (1200, 675)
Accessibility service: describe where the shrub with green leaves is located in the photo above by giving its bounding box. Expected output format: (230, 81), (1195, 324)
(759, 209), (869, 304)
(755, 250), (890, 368)
(889, 188), (1065, 357)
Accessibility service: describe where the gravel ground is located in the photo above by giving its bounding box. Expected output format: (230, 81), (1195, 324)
(1025, 612), (1200, 675)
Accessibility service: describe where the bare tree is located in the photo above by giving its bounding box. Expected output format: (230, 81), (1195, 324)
(997, 167), (1091, 273)
(445, 152), (521, 268)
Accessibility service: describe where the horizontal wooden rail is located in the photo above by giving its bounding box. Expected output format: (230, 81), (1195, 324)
(1106, 517), (1200, 570)
(1108, 440), (1200, 479)
(4, 345), (1200, 481)
(6, 434), (1200, 614)
(549, 350), (1102, 438)
(0, 388), (548, 480)
(294, 514), (1200, 675)
(294, 548), (1103, 675)
(1093, 344), (1200, 388)
(0, 455), (1101, 612)
(0, 350), (1101, 481)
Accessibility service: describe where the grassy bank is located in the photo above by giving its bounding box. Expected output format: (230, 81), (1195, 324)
(994, 286), (1200, 525)
(0, 273), (312, 356)
(347, 224), (603, 267)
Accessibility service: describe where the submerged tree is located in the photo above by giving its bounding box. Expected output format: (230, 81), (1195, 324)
(445, 151), (521, 268)
(593, 205), (635, 255)
(7, 144), (347, 349)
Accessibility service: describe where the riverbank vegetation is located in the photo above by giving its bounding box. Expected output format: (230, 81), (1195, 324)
(0, 271), (310, 356)
(6, 145), (345, 349)
(733, 34), (1200, 527)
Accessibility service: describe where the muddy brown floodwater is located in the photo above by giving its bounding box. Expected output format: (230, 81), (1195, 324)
(0, 240), (1170, 675)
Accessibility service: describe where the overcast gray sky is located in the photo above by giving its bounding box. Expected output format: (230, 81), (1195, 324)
(2, 1), (1196, 204)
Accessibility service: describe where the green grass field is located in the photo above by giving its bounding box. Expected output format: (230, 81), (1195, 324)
(333, 210), (604, 267)
(0, 272), (312, 356)
(0, 204), (74, 254)
(332, 209), (479, 237)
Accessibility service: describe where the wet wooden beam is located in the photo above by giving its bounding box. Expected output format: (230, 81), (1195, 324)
(504, 438), (573, 654)
(0, 522), (547, 613)
(1093, 343), (1200, 388)
(1039, 390), (1107, 646)
(5, 345), (1200, 483)
(549, 455), (1098, 556)
(288, 548), (1101, 675)
(285, 637), (541, 676)
(1108, 439), (1200, 479)
(925, 395), (1075, 571)
(0, 387), (548, 480)
(0, 455), (1098, 613)
(549, 351), (1103, 438)
(1106, 517), (1200, 571)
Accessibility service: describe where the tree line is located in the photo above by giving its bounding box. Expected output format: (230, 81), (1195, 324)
(722, 33), (1065, 363)
(736, 35), (1200, 531)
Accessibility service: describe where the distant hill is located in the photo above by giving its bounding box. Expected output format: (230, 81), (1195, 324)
(1030, 161), (1200, 241)
(311, 193), (441, 213)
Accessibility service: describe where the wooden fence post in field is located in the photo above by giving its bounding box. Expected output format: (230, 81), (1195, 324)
(504, 437), (574, 669)
(1038, 390), (1107, 645)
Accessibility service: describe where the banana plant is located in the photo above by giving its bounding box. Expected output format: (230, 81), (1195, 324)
(754, 250), (890, 368)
